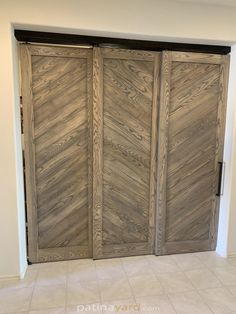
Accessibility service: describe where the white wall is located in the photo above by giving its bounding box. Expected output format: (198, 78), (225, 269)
(226, 47), (236, 256)
(1, 0), (236, 277)
(216, 45), (236, 257)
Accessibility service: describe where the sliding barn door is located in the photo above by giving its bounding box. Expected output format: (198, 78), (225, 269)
(93, 48), (160, 259)
(156, 51), (229, 255)
(21, 45), (93, 262)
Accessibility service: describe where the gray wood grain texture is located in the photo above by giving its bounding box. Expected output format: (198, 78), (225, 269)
(20, 45), (38, 262)
(155, 51), (171, 255)
(148, 54), (161, 252)
(21, 44), (93, 262)
(171, 52), (223, 64)
(21, 45), (229, 261)
(156, 51), (229, 255)
(93, 48), (160, 259)
(92, 48), (104, 258)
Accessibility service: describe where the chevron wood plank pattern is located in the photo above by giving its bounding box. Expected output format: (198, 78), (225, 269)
(156, 52), (229, 255)
(21, 46), (229, 261)
(93, 48), (160, 258)
(21, 45), (93, 262)
(103, 58), (153, 245)
(166, 62), (220, 242)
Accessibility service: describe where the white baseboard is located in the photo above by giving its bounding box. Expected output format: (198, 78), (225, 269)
(0, 263), (27, 281)
(0, 274), (20, 281)
(228, 253), (236, 258)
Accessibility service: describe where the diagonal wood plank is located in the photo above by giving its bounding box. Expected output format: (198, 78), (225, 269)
(93, 48), (161, 258)
(156, 52), (230, 255)
(21, 45), (93, 262)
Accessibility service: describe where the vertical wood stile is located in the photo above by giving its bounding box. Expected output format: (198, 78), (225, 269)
(92, 48), (104, 258)
(155, 51), (172, 255)
(87, 51), (94, 257)
(149, 53), (161, 253)
(20, 45), (38, 262)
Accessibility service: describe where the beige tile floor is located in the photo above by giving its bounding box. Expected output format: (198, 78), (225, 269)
(1, 252), (236, 313)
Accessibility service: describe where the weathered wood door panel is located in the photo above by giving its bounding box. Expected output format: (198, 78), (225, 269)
(93, 48), (160, 258)
(156, 52), (229, 255)
(21, 45), (93, 262)
(21, 45), (229, 262)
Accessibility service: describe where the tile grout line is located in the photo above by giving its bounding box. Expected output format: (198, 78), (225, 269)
(145, 256), (178, 314)
(157, 253), (217, 313)
(147, 256), (193, 294)
(164, 293), (180, 314)
(29, 261), (68, 313)
(99, 256), (151, 313)
(120, 256), (148, 314)
(184, 270), (224, 291)
(148, 256), (220, 313)
(67, 259), (99, 311)
(93, 258), (103, 312)
(193, 289), (216, 314)
(224, 284), (236, 299)
(27, 265), (39, 313)
(3, 253), (236, 313)
(64, 260), (69, 314)
(144, 255), (168, 296)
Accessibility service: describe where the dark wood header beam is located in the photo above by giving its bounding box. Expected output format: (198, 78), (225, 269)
(14, 30), (231, 55)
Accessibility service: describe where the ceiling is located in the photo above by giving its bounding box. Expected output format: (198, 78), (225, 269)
(174, 0), (236, 6)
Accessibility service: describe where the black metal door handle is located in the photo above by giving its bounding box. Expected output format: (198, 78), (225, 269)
(216, 162), (223, 197)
